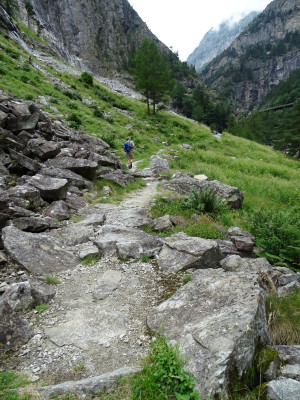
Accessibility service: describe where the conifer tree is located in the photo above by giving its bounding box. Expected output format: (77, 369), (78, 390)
(132, 38), (173, 115)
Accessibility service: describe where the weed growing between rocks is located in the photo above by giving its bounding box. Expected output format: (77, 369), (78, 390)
(43, 276), (60, 285)
(266, 289), (300, 345)
(182, 189), (225, 215)
(35, 304), (48, 313)
(130, 335), (199, 400)
(80, 254), (100, 266)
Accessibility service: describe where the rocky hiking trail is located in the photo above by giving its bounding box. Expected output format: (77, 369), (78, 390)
(4, 164), (165, 385)
(1, 96), (300, 400)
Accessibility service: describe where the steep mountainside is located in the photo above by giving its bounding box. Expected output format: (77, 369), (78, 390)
(187, 12), (258, 73)
(11, 0), (169, 78)
(200, 0), (300, 111)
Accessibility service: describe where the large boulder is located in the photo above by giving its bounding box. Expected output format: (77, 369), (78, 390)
(267, 378), (300, 400)
(9, 148), (41, 173)
(7, 184), (42, 209)
(9, 216), (59, 232)
(158, 232), (222, 273)
(147, 268), (270, 399)
(0, 300), (33, 352)
(2, 226), (78, 275)
(96, 168), (135, 187)
(27, 138), (60, 160)
(45, 157), (98, 179)
(43, 200), (70, 221)
(26, 174), (69, 201)
(149, 156), (170, 174)
(93, 225), (164, 259)
(162, 174), (244, 209)
(40, 167), (92, 190)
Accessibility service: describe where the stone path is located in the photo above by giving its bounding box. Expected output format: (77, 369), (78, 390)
(5, 170), (172, 385)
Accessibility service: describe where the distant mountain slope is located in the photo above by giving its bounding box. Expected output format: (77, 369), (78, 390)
(11, 0), (169, 77)
(187, 12), (258, 73)
(200, 0), (300, 111)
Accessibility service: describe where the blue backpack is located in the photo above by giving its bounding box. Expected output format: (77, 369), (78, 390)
(124, 141), (132, 152)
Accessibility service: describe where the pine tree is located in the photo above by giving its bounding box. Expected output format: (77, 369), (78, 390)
(131, 38), (173, 115)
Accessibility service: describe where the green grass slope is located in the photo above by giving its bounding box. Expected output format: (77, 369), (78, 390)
(0, 29), (299, 269)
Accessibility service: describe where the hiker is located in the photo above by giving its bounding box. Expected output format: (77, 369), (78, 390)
(124, 136), (134, 169)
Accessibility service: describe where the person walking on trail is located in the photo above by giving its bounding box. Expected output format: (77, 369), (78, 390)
(124, 136), (135, 169)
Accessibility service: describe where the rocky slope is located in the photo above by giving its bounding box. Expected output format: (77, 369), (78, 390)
(9, 0), (169, 78)
(187, 12), (258, 73)
(200, 0), (300, 111)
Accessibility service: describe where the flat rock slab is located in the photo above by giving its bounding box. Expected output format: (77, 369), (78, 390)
(147, 268), (269, 399)
(39, 367), (141, 398)
(93, 270), (123, 300)
(158, 232), (222, 273)
(267, 378), (300, 400)
(44, 306), (128, 350)
(2, 226), (78, 275)
(104, 207), (152, 228)
(94, 225), (164, 259)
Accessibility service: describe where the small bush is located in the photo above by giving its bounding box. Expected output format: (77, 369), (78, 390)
(67, 113), (82, 129)
(81, 71), (93, 86)
(80, 254), (100, 266)
(182, 188), (225, 215)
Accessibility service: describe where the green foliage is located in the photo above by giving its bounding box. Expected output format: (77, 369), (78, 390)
(2, 0), (18, 17)
(182, 189), (225, 215)
(35, 304), (48, 313)
(266, 290), (300, 345)
(140, 254), (150, 262)
(0, 371), (29, 400)
(43, 275), (60, 285)
(80, 254), (100, 266)
(250, 208), (300, 269)
(131, 336), (199, 400)
(81, 71), (93, 87)
(131, 38), (174, 115)
(67, 113), (82, 129)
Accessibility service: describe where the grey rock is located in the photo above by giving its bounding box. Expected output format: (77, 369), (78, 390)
(277, 281), (300, 297)
(43, 200), (70, 221)
(27, 277), (56, 305)
(231, 236), (254, 252)
(105, 207), (151, 228)
(94, 224), (164, 259)
(267, 378), (300, 400)
(180, 143), (193, 150)
(149, 156), (170, 174)
(27, 174), (69, 201)
(38, 367), (140, 398)
(162, 174), (244, 209)
(93, 270), (123, 300)
(158, 232), (222, 274)
(90, 153), (121, 169)
(277, 274), (300, 286)
(228, 226), (255, 241)
(280, 365), (300, 381)
(78, 242), (99, 259)
(27, 138), (60, 160)
(0, 110), (7, 127)
(9, 148), (41, 173)
(10, 216), (59, 232)
(1, 282), (35, 311)
(45, 157), (98, 179)
(0, 300), (33, 351)
(76, 213), (106, 228)
(65, 193), (87, 211)
(220, 254), (251, 271)
(0, 250), (8, 265)
(150, 215), (174, 232)
(2, 226), (78, 275)
(96, 168), (135, 187)
(40, 167), (92, 190)
(147, 268), (269, 399)
(0, 161), (9, 174)
(274, 345), (300, 365)
(130, 169), (153, 178)
(51, 224), (94, 246)
(5, 111), (40, 132)
(8, 184), (42, 209)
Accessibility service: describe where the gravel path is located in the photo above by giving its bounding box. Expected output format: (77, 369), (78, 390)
(5, 172), (178, 386)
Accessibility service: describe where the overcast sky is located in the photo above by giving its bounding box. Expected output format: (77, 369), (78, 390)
(128, 0), (273, 60)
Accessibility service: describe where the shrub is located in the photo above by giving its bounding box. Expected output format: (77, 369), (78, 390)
(67, 113), (82, 129)
(81, 71), (93, 86)
(250, 209), (300, 269)
(43, 276), (60, 285)
(35, 304), (48, 313)
(182, 188), (225, 215)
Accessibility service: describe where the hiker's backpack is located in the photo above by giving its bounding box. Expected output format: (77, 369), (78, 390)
(124, 141), (131, 152)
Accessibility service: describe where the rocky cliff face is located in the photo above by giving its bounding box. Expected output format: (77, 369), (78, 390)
(187, 12), (258, 73)
(12, 0), (168, 77)
(200, 0), (300, 111)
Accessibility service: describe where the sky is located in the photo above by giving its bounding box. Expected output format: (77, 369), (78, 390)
(128, 0), (273, 61)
